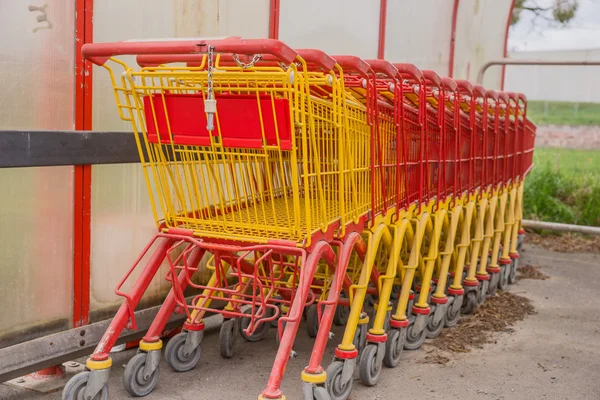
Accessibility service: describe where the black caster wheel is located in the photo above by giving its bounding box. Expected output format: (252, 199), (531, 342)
(383, 328), (406, 368)
(476, 283), (487, 304)
(445, 296), (462, 327)
(517, 234), (525, 253)
(366, 292), (378, 308)
(219, 318), (238, 358)
(326, 361), (353, 400)
(461, 290), (477, 315)
(353, 323), (368, 353)
(123, 353), (159, 397)
(306, 304), (319, 338)
(425, 310), (445, 339)
(498, 265), (509, 290)
(333, 295), (349, 326)
(404, 321), (427, 350)
(275, 320), (287, 346)
(165, 331), (202, 372)
(359, 344), (382, 386)
(62, 371), (108, 400)
(487, 274), (499, 296)
(508, 257), (519, 284)
(271, 296), (283, 327)
(240, 306), (269, 342)
(313, 385), (331, 400)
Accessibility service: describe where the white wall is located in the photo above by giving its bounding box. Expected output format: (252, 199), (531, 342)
(505, 49), (600, 102)
(454, 0), (513, 88)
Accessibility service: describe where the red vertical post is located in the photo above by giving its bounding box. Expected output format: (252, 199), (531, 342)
(269, 0), (280, 39)
(73, 0), (93, 328)
(378, 0), (388, 59)
(501, 0), (517, 89)
(448, 0), (460, 77)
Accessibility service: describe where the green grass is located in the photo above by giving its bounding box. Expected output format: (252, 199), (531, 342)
(524, 148), (600, 226)
(527, 101), (600, 126)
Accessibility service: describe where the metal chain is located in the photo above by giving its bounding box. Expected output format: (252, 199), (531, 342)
(206, 45), (216, 131)
(207, 45), (214, 101)
(232, 53), (262, 69)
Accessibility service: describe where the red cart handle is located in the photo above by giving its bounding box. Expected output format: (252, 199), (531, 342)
(441, 77), (458, 92)
(473, 84), (486, 97)
(136, 48), (335, 71)
(137, 54), (205, 67)
(455, 79), (474, 94)
(497, 91), (510, 103)
(393, 63), (423, 82)
(83, 38), (298, 66)
(365, 59), (399, 79)
(296, 49), (337, 71)
(506, 91), (527, 103)
(333, 55), (371, 76)
(422, 70), (443, 88)
(485, 89), (499, 101)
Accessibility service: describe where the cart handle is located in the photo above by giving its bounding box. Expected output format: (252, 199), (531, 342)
(82, 38), (298, 66)
(365, 59), (399, 79)
(485, 89), (499, 101)
(441, 77), (458, 92)
(506, 91), (527, 103)
(422, 70), (443, 87)
(473, 84), (486, 97)
(136, 48), (336, 71)
(393, 63), (424, 82)
(333, 55), (371, 76)
(137, 54), (205, 67)
(497, 91), (510, 102)
(296, 49), (337, 71)
(455, 79), (474, 95)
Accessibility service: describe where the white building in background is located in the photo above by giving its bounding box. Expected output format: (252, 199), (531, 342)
(505, 48), (600, 102)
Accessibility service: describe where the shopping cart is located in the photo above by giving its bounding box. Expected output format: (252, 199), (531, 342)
(444, 79), (481, 322)
(460, 88), (496, 314)
(60, 36), (538, 400)
(67, 39), (372, 400)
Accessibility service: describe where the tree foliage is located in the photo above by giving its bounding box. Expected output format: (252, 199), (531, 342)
(512, 0), (579, 26)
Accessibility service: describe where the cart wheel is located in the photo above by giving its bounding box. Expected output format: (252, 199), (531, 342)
(391, 284), (401, 300)
(352, 323), (368, 353)
(275, 321), (287, 346)
(313, 385), (331, 400)
(366, 292), (378, 308)
(240, 307), (269, 342)
(333, 295), (349, 326)
(517, 234), (525, 253)
(62, 371), (108, 400)
(271, 296), (283, 327)
(425, 310), (444, 339)
(476, 282), (487, 305)
(326, 361), (353, 400)
(383, 328), (406, 368)
(445, 297), (462, 328)
(359, 344), (382, 386)
(306, 304), (319, 338)
(487, 274), (499, 296)
(165, 332), (202, 372)
(219, 318), (237, 359)
(461, 291), (477, 315)
(508, 257), (519, 284)
(123, 352), (159, 397)
(498, 265), (509, 290)
(404, 322), (427, 350)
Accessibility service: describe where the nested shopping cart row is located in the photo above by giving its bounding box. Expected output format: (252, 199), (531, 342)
(62, 38), (535, 400)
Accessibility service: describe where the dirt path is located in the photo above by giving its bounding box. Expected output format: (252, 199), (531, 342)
(2, 244), (599, 400)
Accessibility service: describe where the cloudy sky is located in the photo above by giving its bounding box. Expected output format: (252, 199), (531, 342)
(509, 0), (600, 51)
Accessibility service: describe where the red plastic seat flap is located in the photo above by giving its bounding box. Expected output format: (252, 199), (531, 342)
(143, 93), (292, 150)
